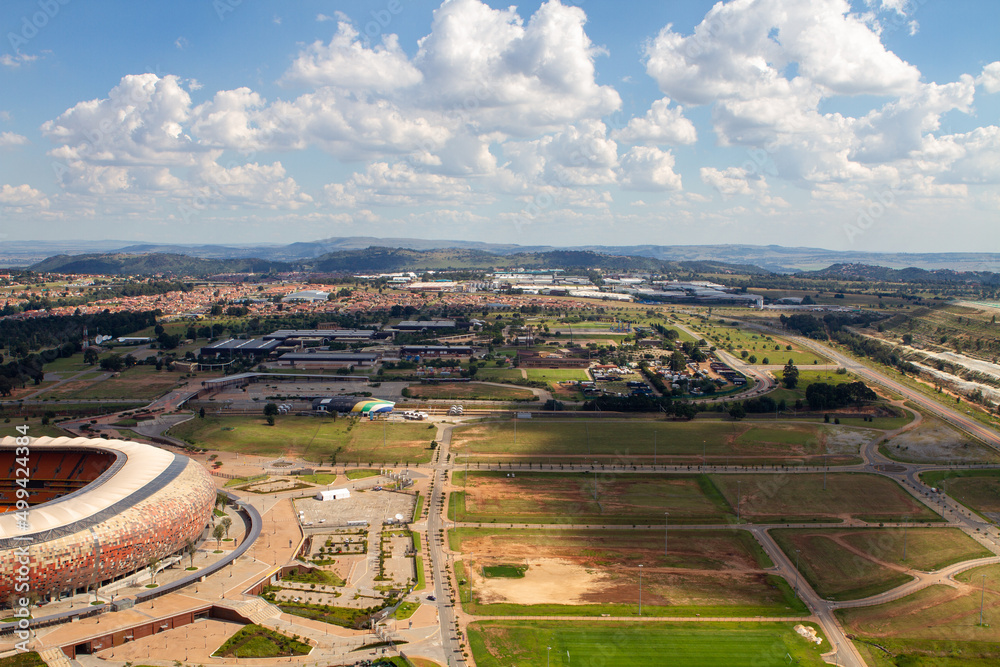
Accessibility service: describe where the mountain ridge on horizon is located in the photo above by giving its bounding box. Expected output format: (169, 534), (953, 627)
(2, 237), (999, 273)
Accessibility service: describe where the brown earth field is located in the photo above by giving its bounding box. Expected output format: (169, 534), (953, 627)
(451, 472), (732, 525)
(713, 473), (943, 524)
(452, 528), (804, 615)
(405, 382), (536, 401)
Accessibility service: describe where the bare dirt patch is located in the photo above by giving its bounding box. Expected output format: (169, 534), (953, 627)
(473, 558), (608, 605)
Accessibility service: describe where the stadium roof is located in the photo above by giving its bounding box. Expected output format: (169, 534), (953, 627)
(0, 437), (177, 539)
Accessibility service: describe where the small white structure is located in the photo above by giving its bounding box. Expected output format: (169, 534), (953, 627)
(315, 488), (351, 501)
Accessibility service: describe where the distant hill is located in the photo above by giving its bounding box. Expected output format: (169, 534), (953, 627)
(6, 237), (1000, 272)
(30, 253), (292, 276)
(26, 248), (767, 277)
(799, 263), (1000, 286)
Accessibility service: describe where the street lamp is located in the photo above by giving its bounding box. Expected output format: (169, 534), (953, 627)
(664, 512), (669, 557)
(737, 480), (742, 523)
(638, 564), (643, 616)
(981, 574), (987, 626)
(794, 549), (801, 593)
(547, 645), (552, 667)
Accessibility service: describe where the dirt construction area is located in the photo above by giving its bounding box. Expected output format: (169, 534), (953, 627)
(454, 528), (797, 611)
(883, 416), (1000, 463)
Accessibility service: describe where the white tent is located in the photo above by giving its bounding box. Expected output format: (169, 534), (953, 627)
(315, 488), (350, 501)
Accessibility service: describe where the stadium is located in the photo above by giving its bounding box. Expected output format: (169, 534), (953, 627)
(0, 436), (215, 603)
(311, 396), (395, 415)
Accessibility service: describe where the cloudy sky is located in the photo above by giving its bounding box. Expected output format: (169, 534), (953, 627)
(1, 0), (998, 252)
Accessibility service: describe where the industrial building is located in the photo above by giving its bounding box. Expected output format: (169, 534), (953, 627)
(275, 351), (379, 369)
(200, 338), (281, 357)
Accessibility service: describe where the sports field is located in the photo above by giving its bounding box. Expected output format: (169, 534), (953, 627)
(450, 419), (871, 465)
(450, 471), (732, 524)
(405, 382), (536, 401)
(468, 620), (833, 667)
(451, 527), (804, 616)
(712, 473), (942, 524)
(919, 470), (1000, 517)
(168, 414), (435, 463)
(836, 564), (1000, 666)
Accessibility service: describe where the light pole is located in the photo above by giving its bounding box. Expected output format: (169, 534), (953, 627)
(638, 564), (643, 616)
(981, 574), (987, 626)
(794, 549), (801, 593)
(653, 430), (657, 466)
(737, 480), (742, 523)
(547, 645), (551, 667)
(902, 523), (907, 561)
(664, 512), (669, 557)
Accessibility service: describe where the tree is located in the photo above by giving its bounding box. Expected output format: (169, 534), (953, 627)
(84, 347), (100, 365)
(669, 350), (687, 372)
(186, 538), (197, 568)
(782, 359), (799, 389)
(266, 415), (275, 426)
(147, 556), (161, 586)
(263, 402), (279, 417)
(213, 523), (226, 549)
(221, 516), (232, 538)
(728, 403), (747, 420)
(199, 407), (206, 418)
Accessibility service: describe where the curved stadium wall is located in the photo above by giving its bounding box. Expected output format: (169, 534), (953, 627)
(0, 437), (215, 602)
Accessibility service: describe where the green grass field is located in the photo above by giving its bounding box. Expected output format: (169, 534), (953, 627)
(768, 369), (859, 404)
(713, 473), (942, 524)
(919, 470), (1000, 517)
(168, 414), (434, 463)
(475, 368), (528, 383)
(450, 471), (733, 524)
(837, 564), (1000, 666)
(450, 419), (870, 464)
(483, 564), (527, 578)
(468, 620), (832, 667)
(700, 325), (827, 366)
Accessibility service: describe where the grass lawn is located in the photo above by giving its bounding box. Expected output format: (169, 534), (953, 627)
(919, 470), (1000, 517)
(300, 473), (339, 485)
(837, 564), (1000, 666)
(523, 368), (591, 383)
(393, 601), (421, 620)
(5, 418), (72, 439)
(212, 624), (311, 658)
(768, 369), (859, 404)
(468, 620), (832, 667)
(450, 419), (868, 465)
(0, 652), (46, 667)
(712, 473), (942, 524)
(451, 527), (803, 617)
(405, 382), (536, 401)
(168, 414), (434, 463)
(451, 471), (733, 524)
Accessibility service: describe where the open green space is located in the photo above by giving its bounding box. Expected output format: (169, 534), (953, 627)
(451, 527), (802, 617)
(713, 473), (942, 524)
(392, 601), (421, 620)
(468, 368), (526, 383)
(212, 624), (311, 658)
(282, 568), (345, 587)
(405, 382), (536, 401)
(919, 470), (1000, 517)
(450, 471), (733, 525)
(300, 472), (339, 485)
(168, 414), (434, 463)
(482, 564), (528, 578)
(700, 325), (827, 366)
(768, 368), (860, 404)
(837, 564), (1000, 667)
(468, 620), (832, 667)
(44, 364), (186, 400)
(451, 419), (870, 465)
(0, 653), (46, 667)
(346, 468), (380, 480)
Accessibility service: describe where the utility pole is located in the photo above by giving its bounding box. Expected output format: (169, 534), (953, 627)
(664, 512), (669, 556)
(737, 480), (742, 523)
(981, 574), (987, 626)
(638, 564), (643, 616)
(794, 549), (801, 593)
(902, 523), (907, 561)
(654, 430), (657, 466)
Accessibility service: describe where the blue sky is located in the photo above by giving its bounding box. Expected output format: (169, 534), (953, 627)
(1, 0), (998, 252)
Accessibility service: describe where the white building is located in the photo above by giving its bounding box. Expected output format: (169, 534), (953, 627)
(315, 488), (351, 501)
